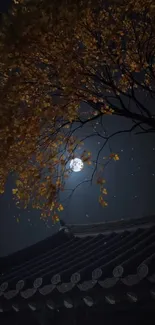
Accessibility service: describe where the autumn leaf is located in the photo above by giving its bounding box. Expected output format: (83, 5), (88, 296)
(16, 180), (23, 187)
(102, 188), (107, 195)
(56, 178), (61, 187)
(52, 215), (60, 223)
(97, 177), (106, 185)
(99, 195), (108, 207)
(110, 153), (120, 161)
(87, 160), (92, 165)
(12, 188), (18, 194)
(58, 204), (64, 211)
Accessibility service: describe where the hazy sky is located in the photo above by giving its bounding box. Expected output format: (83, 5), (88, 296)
(1, 111), (155, 256)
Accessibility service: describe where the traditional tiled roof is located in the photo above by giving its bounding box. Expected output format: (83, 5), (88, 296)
(0, 215), (155, 313)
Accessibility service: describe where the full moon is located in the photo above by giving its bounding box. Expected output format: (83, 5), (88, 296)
(70, 158), (84, 172)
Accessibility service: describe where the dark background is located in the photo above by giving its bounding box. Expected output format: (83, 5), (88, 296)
(0, 1), (155, 257)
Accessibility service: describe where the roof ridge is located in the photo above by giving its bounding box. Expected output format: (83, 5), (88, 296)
(67, 215), (155, 227)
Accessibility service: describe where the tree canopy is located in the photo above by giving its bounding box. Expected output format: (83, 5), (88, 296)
(0, 0), (155, 220)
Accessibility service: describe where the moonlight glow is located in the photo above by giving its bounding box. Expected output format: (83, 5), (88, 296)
(70, 158), (84, 172)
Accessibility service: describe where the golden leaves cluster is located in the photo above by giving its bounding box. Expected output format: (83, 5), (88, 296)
(81, 150), (92, 165)
(96, 177), (108, 207)
(110, 153), (120, 161)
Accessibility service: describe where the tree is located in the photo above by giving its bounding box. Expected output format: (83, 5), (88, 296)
(0, 0), (155, 220)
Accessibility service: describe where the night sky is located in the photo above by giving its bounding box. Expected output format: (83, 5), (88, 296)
(0, 1), (155, 257)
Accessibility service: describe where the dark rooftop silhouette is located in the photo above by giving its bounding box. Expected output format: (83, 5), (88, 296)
(0, 215), (155, 324)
